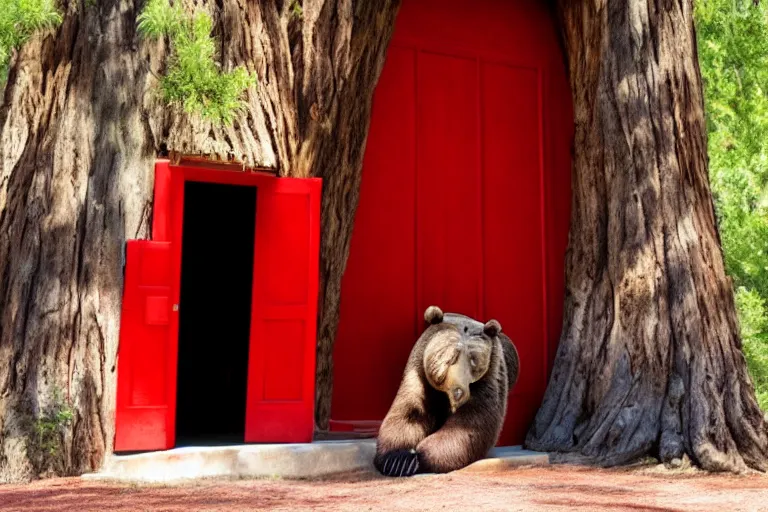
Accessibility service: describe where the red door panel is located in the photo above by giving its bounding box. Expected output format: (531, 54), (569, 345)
(331, 45), (418, 428)
(115, 240), (174, 451)
(245, 178), (322, 443)
(481, 63), (547, 442)
(417, 52), (482, 319)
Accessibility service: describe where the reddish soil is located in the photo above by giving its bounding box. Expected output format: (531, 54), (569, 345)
(2, 464), (768, 512)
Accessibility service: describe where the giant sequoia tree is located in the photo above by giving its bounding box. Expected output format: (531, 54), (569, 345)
(526, 0), (768, 472)
(0, 0), (765, 482)
(0, 0), (398, 481)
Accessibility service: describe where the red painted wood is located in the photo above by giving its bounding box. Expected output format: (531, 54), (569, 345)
(152, 160), (171, 242)
(116, 164), (320, 451)
(481, 63), (548, 443)
(245, 178), (322, 443)
(114, 240), (174, 451)
(417, 52), (482, 319)
(332, 0), (573, 445)
(331, 45), (417, 421)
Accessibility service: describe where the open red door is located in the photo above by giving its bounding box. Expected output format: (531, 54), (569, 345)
(114, 240), (175, 451)
(245, 178), (321, 443)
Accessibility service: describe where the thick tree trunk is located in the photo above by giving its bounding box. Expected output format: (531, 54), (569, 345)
(0, 0), (397, 482)
(526, 0), (768, 472)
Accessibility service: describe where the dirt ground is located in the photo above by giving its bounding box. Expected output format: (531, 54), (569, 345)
(2, 464), (768, 512)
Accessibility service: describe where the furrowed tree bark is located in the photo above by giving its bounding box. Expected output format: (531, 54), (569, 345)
(0, 0), (398, 482)
(526, 0), (768, 472)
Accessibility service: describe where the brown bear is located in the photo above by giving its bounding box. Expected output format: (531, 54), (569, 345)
(373, 305), (520, 477)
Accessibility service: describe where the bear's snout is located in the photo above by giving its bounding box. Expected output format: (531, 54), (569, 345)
(450, 386), (469, 412)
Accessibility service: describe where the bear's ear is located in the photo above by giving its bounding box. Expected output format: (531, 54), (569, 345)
(424, 305), (444, 325)
(483, 319), (502, 337)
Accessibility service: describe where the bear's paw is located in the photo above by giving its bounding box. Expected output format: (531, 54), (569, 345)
(375, 449), (420, 477)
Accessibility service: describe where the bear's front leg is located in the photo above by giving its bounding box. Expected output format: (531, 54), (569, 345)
(374, 370), (436, 477)
(415, 390), (503, 473)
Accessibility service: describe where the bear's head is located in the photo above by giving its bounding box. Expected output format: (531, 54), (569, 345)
(421, 305), (502, 413)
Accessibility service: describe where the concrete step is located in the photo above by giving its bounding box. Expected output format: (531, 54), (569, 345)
(82, 441), (549, 483)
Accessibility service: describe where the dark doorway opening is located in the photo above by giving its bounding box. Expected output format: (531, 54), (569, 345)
(175, 181), (256, 446)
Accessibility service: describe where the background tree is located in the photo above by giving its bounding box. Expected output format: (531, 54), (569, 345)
(696, 0), (768, 411)
(0, 0), (399, 482)
(526, 0), (768, 472)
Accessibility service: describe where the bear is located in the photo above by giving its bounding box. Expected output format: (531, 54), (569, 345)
(373, 305), (520, 477)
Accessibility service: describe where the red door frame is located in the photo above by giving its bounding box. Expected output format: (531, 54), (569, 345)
(164, 165), (280, 449)
(115, 161), (321, 451)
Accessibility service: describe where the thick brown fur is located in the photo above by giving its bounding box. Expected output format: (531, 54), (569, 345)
(374, 307), (520, 476)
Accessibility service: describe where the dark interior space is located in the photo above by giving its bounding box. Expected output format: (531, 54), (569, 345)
(176, 181), (257, 446)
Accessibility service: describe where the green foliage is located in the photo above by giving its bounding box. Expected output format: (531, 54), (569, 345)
(0, 0), (62, 84)
(137, 0), (256, 125)
(33, 388), (73, 458)
(735, 288), (768, 409)
(696, 0), (768, 411)
(289, 0), (303, 20)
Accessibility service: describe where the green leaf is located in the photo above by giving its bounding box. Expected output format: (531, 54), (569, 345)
(0, 0), (62, 87)
(137, 0), (256, 125)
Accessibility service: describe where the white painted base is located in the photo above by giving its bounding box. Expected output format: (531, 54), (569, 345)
(82, 441), (548, 483)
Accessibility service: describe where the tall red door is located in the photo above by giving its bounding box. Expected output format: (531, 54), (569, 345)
(331, 0), (573, 445)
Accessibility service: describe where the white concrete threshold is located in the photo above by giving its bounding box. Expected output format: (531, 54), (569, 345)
(82, 441), (548, 483)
